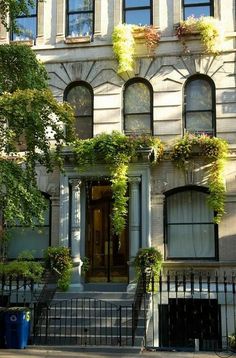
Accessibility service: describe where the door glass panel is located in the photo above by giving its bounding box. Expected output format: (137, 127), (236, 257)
(86, 183), (128, 283)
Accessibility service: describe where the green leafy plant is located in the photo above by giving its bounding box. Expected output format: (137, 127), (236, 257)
(112, 23), (135, 74)
(81, 256), (90, 276)
(229, 333), (236, 349)
(134, 247), (163, 280)
(73, 131), (164, 235)
(176, 16), (224, 54)
(0, 251), (44, 282)
(171, 133), (228, 223)
(112, 24), (160, 73)
(44, 246), (73, 291)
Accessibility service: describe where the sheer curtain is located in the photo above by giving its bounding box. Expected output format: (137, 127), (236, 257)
(167, 190), (215, 258)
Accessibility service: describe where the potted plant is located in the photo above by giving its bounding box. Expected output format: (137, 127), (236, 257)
(133, 247), (163, 279)
(44, 246), (73, 291)
(176, 16), (224, 54)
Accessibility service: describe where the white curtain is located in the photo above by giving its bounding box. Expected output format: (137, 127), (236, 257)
(167, 190), (215, 258)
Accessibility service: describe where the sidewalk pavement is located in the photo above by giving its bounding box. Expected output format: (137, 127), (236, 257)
(0, 347), (221, 358)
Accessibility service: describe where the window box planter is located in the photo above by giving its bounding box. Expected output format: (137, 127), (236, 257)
(175, 16), (224, 54)
(10, 39), (34, 47)
(64, 35), (91, 44)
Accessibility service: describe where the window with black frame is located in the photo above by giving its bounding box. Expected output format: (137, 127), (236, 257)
(184, 75), (215, 136)
(165, 187), (217, 259)
(7, 194), (51, 259)
(124, 79), (153, 135)
(66, 0), (94, 37)
(11, 0), (37, 42)
(65, 82), (93, 139)
(183, 0), (213, 20)
(123, 0), (152, 25)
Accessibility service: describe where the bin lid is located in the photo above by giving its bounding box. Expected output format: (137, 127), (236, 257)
(5, 307), (30, 312)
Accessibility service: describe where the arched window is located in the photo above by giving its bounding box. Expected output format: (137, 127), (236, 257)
(165, 186), (217, 259)
(66, 0), (94, 37)
(124, 79), (153, 135)
(184, 75), (216, 136)
(65, 82), (93, 139)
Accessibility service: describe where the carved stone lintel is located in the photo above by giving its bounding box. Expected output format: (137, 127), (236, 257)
(129, 176), (141, 185)
(69, 179), (82, 191)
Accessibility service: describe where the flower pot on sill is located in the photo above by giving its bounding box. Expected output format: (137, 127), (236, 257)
(64, 35), (91, 44)
(10, 39), (34, 46)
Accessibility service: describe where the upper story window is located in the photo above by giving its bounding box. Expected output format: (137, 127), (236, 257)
(123, 0), (152, 25)
(184, 75), (215, 136)
(65, 82), (93, 139)
(11, 0), (37, 42)
(124, 78), (153, 135)
(66, 0), (94, 37)
(165, 187), (217, 259)
(183, 0), (213, 20)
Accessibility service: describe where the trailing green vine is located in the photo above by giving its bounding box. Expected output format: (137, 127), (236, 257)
(112, 24), (160, 74)
(176, 16), (224, 54)
(171, 133), (228, 223)
(73, 131), (164, 235)
(112, 24), (135, 74)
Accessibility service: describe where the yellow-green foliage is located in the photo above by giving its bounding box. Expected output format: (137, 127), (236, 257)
(176, 16), (224, 54)
(112, 24), (135, 74)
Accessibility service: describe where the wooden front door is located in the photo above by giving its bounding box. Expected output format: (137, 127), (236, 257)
(86, 183), (128, 283)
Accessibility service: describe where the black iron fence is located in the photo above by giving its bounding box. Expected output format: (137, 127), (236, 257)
(145, 271), (236, 352)
(0, 274), (35, 307)
(1, 271), (235, 351)
(32, 297), (134, 346)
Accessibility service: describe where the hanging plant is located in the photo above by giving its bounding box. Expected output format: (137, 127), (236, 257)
(132, 25), (160, 55)
(171, 133), (228, 223)
(112, 24), (160, 74)
(176, 16), (224, 54)
(112, 24), (135, 74)
(73, 131), (164, 235)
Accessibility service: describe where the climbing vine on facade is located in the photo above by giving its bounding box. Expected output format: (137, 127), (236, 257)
(171, 133), (228, 223)
(73, 131), (164, 235)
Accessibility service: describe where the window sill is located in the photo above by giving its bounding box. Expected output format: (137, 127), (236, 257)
(10, 39), (34, 46)
(64, 35), (92, 44)
(132, 25), (159, 40)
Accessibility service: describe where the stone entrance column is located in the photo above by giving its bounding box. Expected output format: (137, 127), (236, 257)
(128, 176), (141, 291)
(69, 179), (83, 291)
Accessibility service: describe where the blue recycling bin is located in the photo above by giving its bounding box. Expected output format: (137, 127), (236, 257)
(4, 308), (30, 349)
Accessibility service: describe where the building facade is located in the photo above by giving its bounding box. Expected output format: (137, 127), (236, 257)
(1, 0), (236, 349)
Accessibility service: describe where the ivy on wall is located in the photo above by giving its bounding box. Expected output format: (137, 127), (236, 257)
(171, 133), (229, 223)
(73, 131), (164, 235)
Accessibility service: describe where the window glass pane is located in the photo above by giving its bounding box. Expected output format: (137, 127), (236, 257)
(168, 224), (215, 258)
(67, 86), (92, 115)
(13, 17), (36, 40)
(125, 10), (150, 25)
(7, 227), (49, 259)
(186, 79), (212, 111)
(184, 0), (210, 4)
(68, 0), (93, 11)
(125, 114), (151, 133)
(186, 112), (213, 133)
(75, 116), (92, 139)
(68, 13), (93, 36)
(125, 0), (150, 7)
(184, 6), (210, 18)
(167, 190), (215, 258)
(125, 82), (150, 113)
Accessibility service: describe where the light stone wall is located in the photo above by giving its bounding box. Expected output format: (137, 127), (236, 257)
(2, 1), (236, 271)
